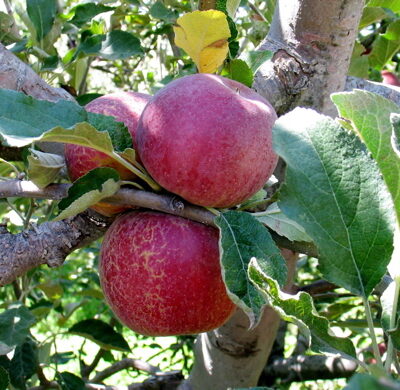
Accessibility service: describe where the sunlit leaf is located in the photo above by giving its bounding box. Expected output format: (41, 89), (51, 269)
(174, 10), (230, 73)
(27, 149), (65, 188)
(332, 91), (400, 225)
(249, 258), (356, 359)
(26, 0), (57, 41)
(69, 3), (115, 27)
(215, 211), (287, 327)
(254, 203), (313, 243)
(54, 167), (120, 221)
(273, 108), (395, 297)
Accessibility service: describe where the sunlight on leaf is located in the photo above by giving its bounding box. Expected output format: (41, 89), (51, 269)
(174, 10), (230, 73)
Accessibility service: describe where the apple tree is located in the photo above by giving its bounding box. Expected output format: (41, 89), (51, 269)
(0, 0), (400, 389)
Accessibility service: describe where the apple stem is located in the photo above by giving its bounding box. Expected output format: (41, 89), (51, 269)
(205, 207), (221, 216)
(120, 181), (145, 190)
(111, 152), (162, 191)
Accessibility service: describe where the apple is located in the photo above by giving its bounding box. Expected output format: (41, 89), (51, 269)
(136, 73), (278, 208)
(64, 91), (151, 216)
(381, 70), (400, 87)
(99, 211), (236, 336)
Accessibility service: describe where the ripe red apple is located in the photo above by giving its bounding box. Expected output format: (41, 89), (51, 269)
(99, 211), (236, 336)
(136, 73), (278, 208)
(64, 91), (150, 216)
(381, 70), (400, 87)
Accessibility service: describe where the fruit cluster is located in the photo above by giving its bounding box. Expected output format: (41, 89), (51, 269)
(65, 74), (278, 336)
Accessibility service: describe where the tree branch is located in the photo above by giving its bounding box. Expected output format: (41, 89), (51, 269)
(91, 358), (160, 383)
(253, 0), (365, 116)
(0, 179), (318, 285)
(261, 354), (357, 384)
(0, 209), (111, 286)
(0, 43), (73, 103)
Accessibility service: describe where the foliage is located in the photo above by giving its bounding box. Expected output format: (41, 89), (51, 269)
(0, 0), (399, 389)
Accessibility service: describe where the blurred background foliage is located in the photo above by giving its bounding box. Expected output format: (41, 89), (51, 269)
(0, 0), (399, 389)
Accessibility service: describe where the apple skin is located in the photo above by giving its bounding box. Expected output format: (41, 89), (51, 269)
(99, 211), (236, 336)
(137, 74), (278, 208)
(381, 70), (400, 87)
(64, 92), (150, 216)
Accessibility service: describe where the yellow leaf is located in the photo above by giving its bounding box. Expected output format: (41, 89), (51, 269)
(174, 10), (231, 73)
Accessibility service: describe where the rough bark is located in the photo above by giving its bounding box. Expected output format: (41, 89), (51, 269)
(254, 0), (365, 116)
(0, 43), (73, 103)
(0, 209), (111, 286)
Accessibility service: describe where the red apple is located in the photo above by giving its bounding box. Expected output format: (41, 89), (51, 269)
(381, 70), (400, 87)
(136, 73), (278, 208)
(64, 91), (150, 216)
(99, 211), (236, 336)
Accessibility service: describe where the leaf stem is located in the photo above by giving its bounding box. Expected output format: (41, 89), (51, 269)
(363, 296), (384, 369)
(384, 276), (400, 372)
(111, 152), (161, 191)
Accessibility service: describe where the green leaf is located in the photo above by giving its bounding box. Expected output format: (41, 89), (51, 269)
(359, 7), (390, 29)
(391, 113), (400, 157)
(344, 373), (400, 390)
(27, 149), (65, 188)
(331, 90), (400, 226)
(150, 1), (178, 24)
(0, 89), (86, 147)
(76, 93), (103, 106)
(367, 0), (400, 13)
(215, 211), (287, 327)
(222, 59), (253, 87)
(87, 112), (132, 153)
(254, 203), (313, 243)
(380, 279), (400, 349)
(0, 366), (9, 390)
(273, 108), (395, 297)
(239, 50), (273, 74)
(40, 122), (114, 153)
(76, 30), (143, 60)
(348, 42), (369, 78)
(70, 3), (115, 27)
(68, 319), (130, 352)
(226, 0), (241, 18)
(26, 0), (57, 41)
(57, 372), (85, 390)
(232, 388), (272, 390)
(0, 89), (132, 152)
(55, 167), (120, 221)
(383, 20), (400, 41)
(0, 306), (36, 355)
(9, 338), (39, 390)
(369, 34), (400, 70)
(249, 258), (357, 359)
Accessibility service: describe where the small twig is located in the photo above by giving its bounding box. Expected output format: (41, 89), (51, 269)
(82, 349), (106, 379)
(295, 280), (338, 295)
(91, 358), (160, 383)
(248, 1), (268, 23)
(3, 0), (22, 40)
(36, 365), (51, 387)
